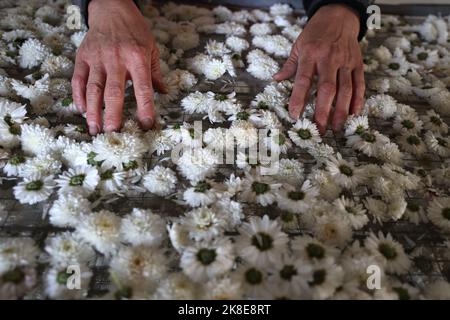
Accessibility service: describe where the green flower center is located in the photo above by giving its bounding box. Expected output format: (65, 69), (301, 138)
(252, 182), (269, 195)
(236, 111), (249, 121)
(297, 129), (312, 140)
(87, 151), (103, 167)
(436, 137), (447, 147)
(407, 202), (420, 212)
(2, 268), (25, 284)
(280, 265), (297, 280)
(401, 120), (415, 129)
(196, 248), (217, 265)
(214, 94), (227, 102)
(288, 191), (305, 201)
(393, 287), (411, 300)
(378, 243), (398, 260)
(442, 208), (450, 221)
(69, 174), (85, 186)
(406, 135), (420, 145)
(4, 114), (14, 126)
(9, 124), (21, 135)
(306, 243), (325, 259)
(251, 232), (273, 251)
(173, 123), (181, 130)
(388, 62), (400, 70)
(123, 160), (138, 171)
(194, 181), (211, 193)
(417, 52), (428, 61)
(361, 132), (376, 143)
(417, 169), (427, 177)
(245, 268), (263, 285)
(257, 101), (269, 110)
(32, 71), (42, 80)
(26, 180), (43, 191)
(309, 269), (326, 286)
(339, 164), (353, 176)
(10, 155), (26, 165)
(56, 270), (70, 285)
(355, 126), (366, 135)
(188, 128), (195, 139)
(232, 53), (241, 60)
(280, 211), (294, 222)
(114, 287), (133, 300)
(100, 169), (114, 180)
(430, 116), (442, 126)
(345, 206), (356, 215)
(61, 96), (73, 107)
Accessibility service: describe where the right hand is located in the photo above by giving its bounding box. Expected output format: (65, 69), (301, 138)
(71, 0), (167, 135)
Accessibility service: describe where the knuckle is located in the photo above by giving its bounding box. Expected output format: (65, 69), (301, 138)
(129, 44), (148, 61)
(86, 82), (104, 96)
(71, 75), (85, 89)
(105, 83), (124, 99)
(296, 74), (312, 88)
(319, 81), (336, 96)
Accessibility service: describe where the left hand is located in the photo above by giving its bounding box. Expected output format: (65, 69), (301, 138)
(274, 4), (365, 134)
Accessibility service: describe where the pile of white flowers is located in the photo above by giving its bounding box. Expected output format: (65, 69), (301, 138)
(0, 1), (450, 300)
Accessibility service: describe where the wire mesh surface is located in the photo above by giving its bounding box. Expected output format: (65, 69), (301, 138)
(0, 4), (450, 298)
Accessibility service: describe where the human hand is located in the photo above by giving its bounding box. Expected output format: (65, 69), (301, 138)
(71, 0), (167, 135)
(274, 4), (365, 134)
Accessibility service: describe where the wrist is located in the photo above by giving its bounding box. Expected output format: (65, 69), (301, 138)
(88, 0), (140, 26)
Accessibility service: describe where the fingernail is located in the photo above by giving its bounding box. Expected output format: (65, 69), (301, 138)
(141, 118), (154, 130)
(88, 124), (100, 135)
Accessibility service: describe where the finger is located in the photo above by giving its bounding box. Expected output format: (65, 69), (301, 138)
(71, 59), (89, 113)
(273, 53), (298, 81)
(86, 65), (106, 135)
(150, 47), (168, 94)
(288, 56), (315, 120)
(314, 63), (338, 135)
(103, 67), (127, 133)
(127, 55), (156, 130)
(332, 67), (352, 132)
(350, 66), (365, 116)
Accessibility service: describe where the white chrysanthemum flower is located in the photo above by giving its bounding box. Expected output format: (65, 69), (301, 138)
(120, 208), (165, 247)
(344, 115), (369, 137)
(233, 264), (271, 299)
(249, 23), (274, 36)
(403, 200), (427, 225)
(201, 276), (242, 300)
(0, 99), (27, 125)
(48, 193), (91, 227)
(205, 39), (230, 57)
(44, 264), (92, 299)
(421, 110), (448, 135)
(239, 175), (281, 206)
(40, 55), (73, 78)
(56, 166), (99, 196)
(98, 168), (126, 195)
(181, 238), (234, 282)
(427, 197), (450, 232)
(346, 129), (389, 157)
(365, 232), (411, 275)
(143, 165), (177, 196)
(181, 91), (209, 114)
(365, 94), (398, 119)
(252, 35), (292, 58)
(397, 133), (427, 156)
(20, 123), (55, 156)
(110, 245), (167, 285)
(409, 46), (439, 68)
(13, 173), (55, 205)
(326, 154), (366, 189)
(70, 31), (86, 48)
(172, 32), (199, 51)
(424, 131), (450, 157)
(271, 158), (304, 186)
(313, 214), (353, 249)
(393, 114), (423, 134)
(0, 238), (38, 274)
(18, 38), (50, 69)
(229, 120), (258, 148)
(291, 235), (340, 263)
(270, 3), (293, 16)
(236, 215), (288, 267)
(333, 197), (369, 230)
(17, 153), (61, 178)
(276, 180), (318, 213)
(44, 232), (94, 267)
(308, 258), (344, 300)
(183, 206), (228, 241)
(282, 24), (302, 41)
(246, 49), (279, 80)
(146, 130), (177, 156)
(152, 273), (197, 300)
(177, 148), (218, 183)
(263, 130), (292, 154)
(92, 132), (146, 170)
(183, 180), (217, 207)
(76, 210), (121, 256)
(203, 58), (227, 80)
(225, 36), (249, 53)
(288, 118), (322, 148)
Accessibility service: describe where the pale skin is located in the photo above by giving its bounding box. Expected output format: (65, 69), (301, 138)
(72, 0), (364, 136)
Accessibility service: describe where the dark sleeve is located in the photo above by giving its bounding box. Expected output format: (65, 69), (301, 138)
(302, 0), (373, 40)
(72, 0), (141, 27)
